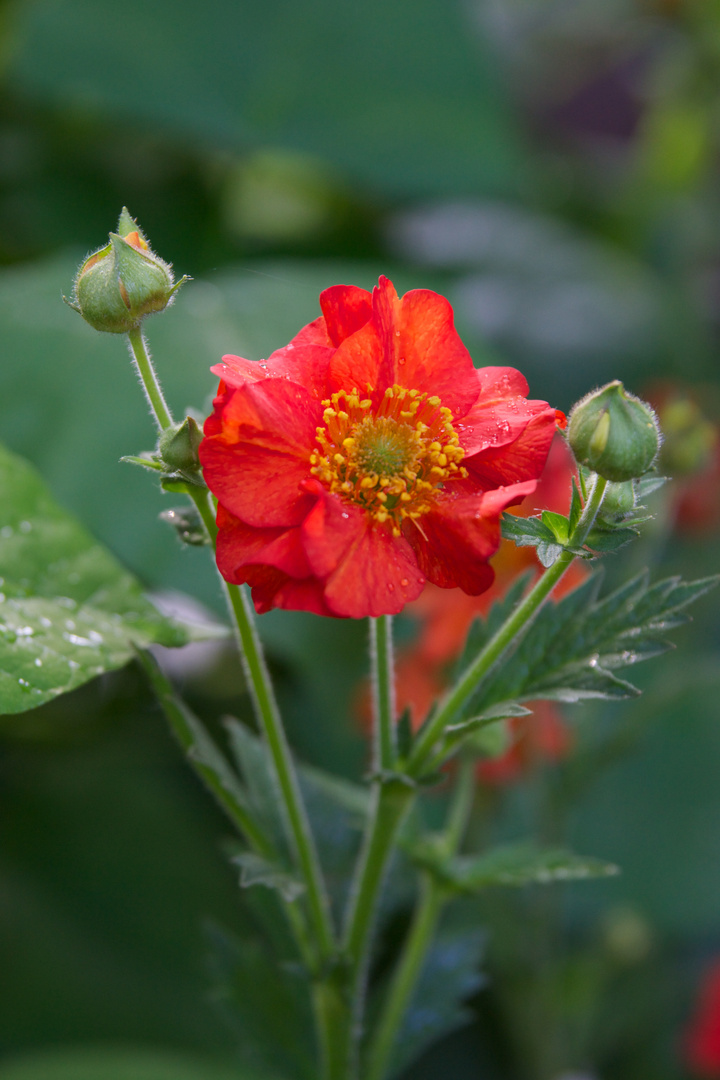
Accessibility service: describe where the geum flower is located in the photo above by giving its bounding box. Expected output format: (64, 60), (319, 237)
(200, 277), (559, 619)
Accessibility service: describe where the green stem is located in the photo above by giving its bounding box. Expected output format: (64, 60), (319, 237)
(341, 779), (415, 1076)
(125, 329), (337, 1065)
(223, 578), (336, 962)
(370, 615), (396, 771)
(126, 326), (174, 431)
(364, 758), (475, 1080)
(406, 475), (608, 777)
(365, 874), (444, 1080)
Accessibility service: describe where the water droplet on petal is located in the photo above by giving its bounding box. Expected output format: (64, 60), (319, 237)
(388, 583), (395, 591)
(400, 578), (408, 587)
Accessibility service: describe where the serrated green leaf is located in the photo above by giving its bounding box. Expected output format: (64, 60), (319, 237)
(585, 525), (640, 553)
(207, 922), (315, 1080)
(0, 442), (204, 714)
(537, 540), (564, 567)
(425, 844), (619, 892)
(542, 510), (570, 543)
(232, 852), (305, 903)
(464, 571), (719, 712)
(501, 513), (557, 547)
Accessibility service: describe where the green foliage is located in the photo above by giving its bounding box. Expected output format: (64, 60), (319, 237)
(413, 843), (619, 894)
(0, 443), (210, 714)
(376, 902), (486, 1079)
(207, 921), (316, 1080)
(0, 1049), (250, 1080)
(6, 0), (526, 201)
(463, 570), (719, 712)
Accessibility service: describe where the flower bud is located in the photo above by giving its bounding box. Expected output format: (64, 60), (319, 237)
(158, 416), (203, 472)
(568, 381), (661, 482)
(68, 208), (187, 333)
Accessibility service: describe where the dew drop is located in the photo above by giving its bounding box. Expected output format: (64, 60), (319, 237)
(387, 583), (395, 592)
(34, 657), (42, 667)
(19, 520), (32, 533)
(286, 343), (294, 350)
(341, 512), (349, 519)
(18, 678), (30, 690)
(398, 357), (406, 366)
(400, 578), (409, 587)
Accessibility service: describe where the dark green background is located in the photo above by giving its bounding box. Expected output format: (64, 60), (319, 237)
(1, 0), (719, 1076)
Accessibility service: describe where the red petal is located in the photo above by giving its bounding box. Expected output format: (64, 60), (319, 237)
(300, 479), (367, 577)
(328, 276), (479, 417)
(200, 379), (321, 527)
(246, 566), (335, 617)
(319, 284), (372, 346)
(323, 518), (425, 618)
(215, 506), (312, 583)
(464, 407), (558, 489)
(404, 483), (536, 593)
(212, 316), (333, 402)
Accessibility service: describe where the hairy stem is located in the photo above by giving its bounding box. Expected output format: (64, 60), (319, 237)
(126, 326), (174, 431)
(370, 614), (396, 771)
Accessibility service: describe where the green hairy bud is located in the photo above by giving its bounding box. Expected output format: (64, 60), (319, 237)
(568, 381), (661, 483)
(67, 208), (188, 334)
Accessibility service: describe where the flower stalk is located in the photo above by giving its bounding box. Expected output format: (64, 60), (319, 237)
(126, 328), (336, 969)
(364, 756), (476, 1080)
(406, 474), (609, 777)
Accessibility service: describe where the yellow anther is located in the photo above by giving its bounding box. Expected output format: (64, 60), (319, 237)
(360, 399), (372, 409)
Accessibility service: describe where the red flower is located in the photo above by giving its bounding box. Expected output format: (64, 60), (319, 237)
(200, 277), (558, 619)
(685, 960), (720, 1076)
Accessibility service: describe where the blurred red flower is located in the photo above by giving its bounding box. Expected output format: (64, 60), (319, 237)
(685, 960), (720, 1076)
(201, 276), (559, 618)
(390, 436), (584, 781)
(645, 381), (720, 535)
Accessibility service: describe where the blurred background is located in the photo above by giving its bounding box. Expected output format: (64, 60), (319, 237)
(0, 0), (720, 1077)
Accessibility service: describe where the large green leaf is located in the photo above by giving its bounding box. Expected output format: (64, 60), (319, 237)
(7, 0), (526, 199)
(0, 442), (207, 714)
(0, 1048), (254, 1080)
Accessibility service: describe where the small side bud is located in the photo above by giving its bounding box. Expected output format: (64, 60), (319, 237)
(568, 381), (661, 482)
(597, 479), (636, 522)
(158, 416), (203, 472)
(67, 208), (188, 333)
